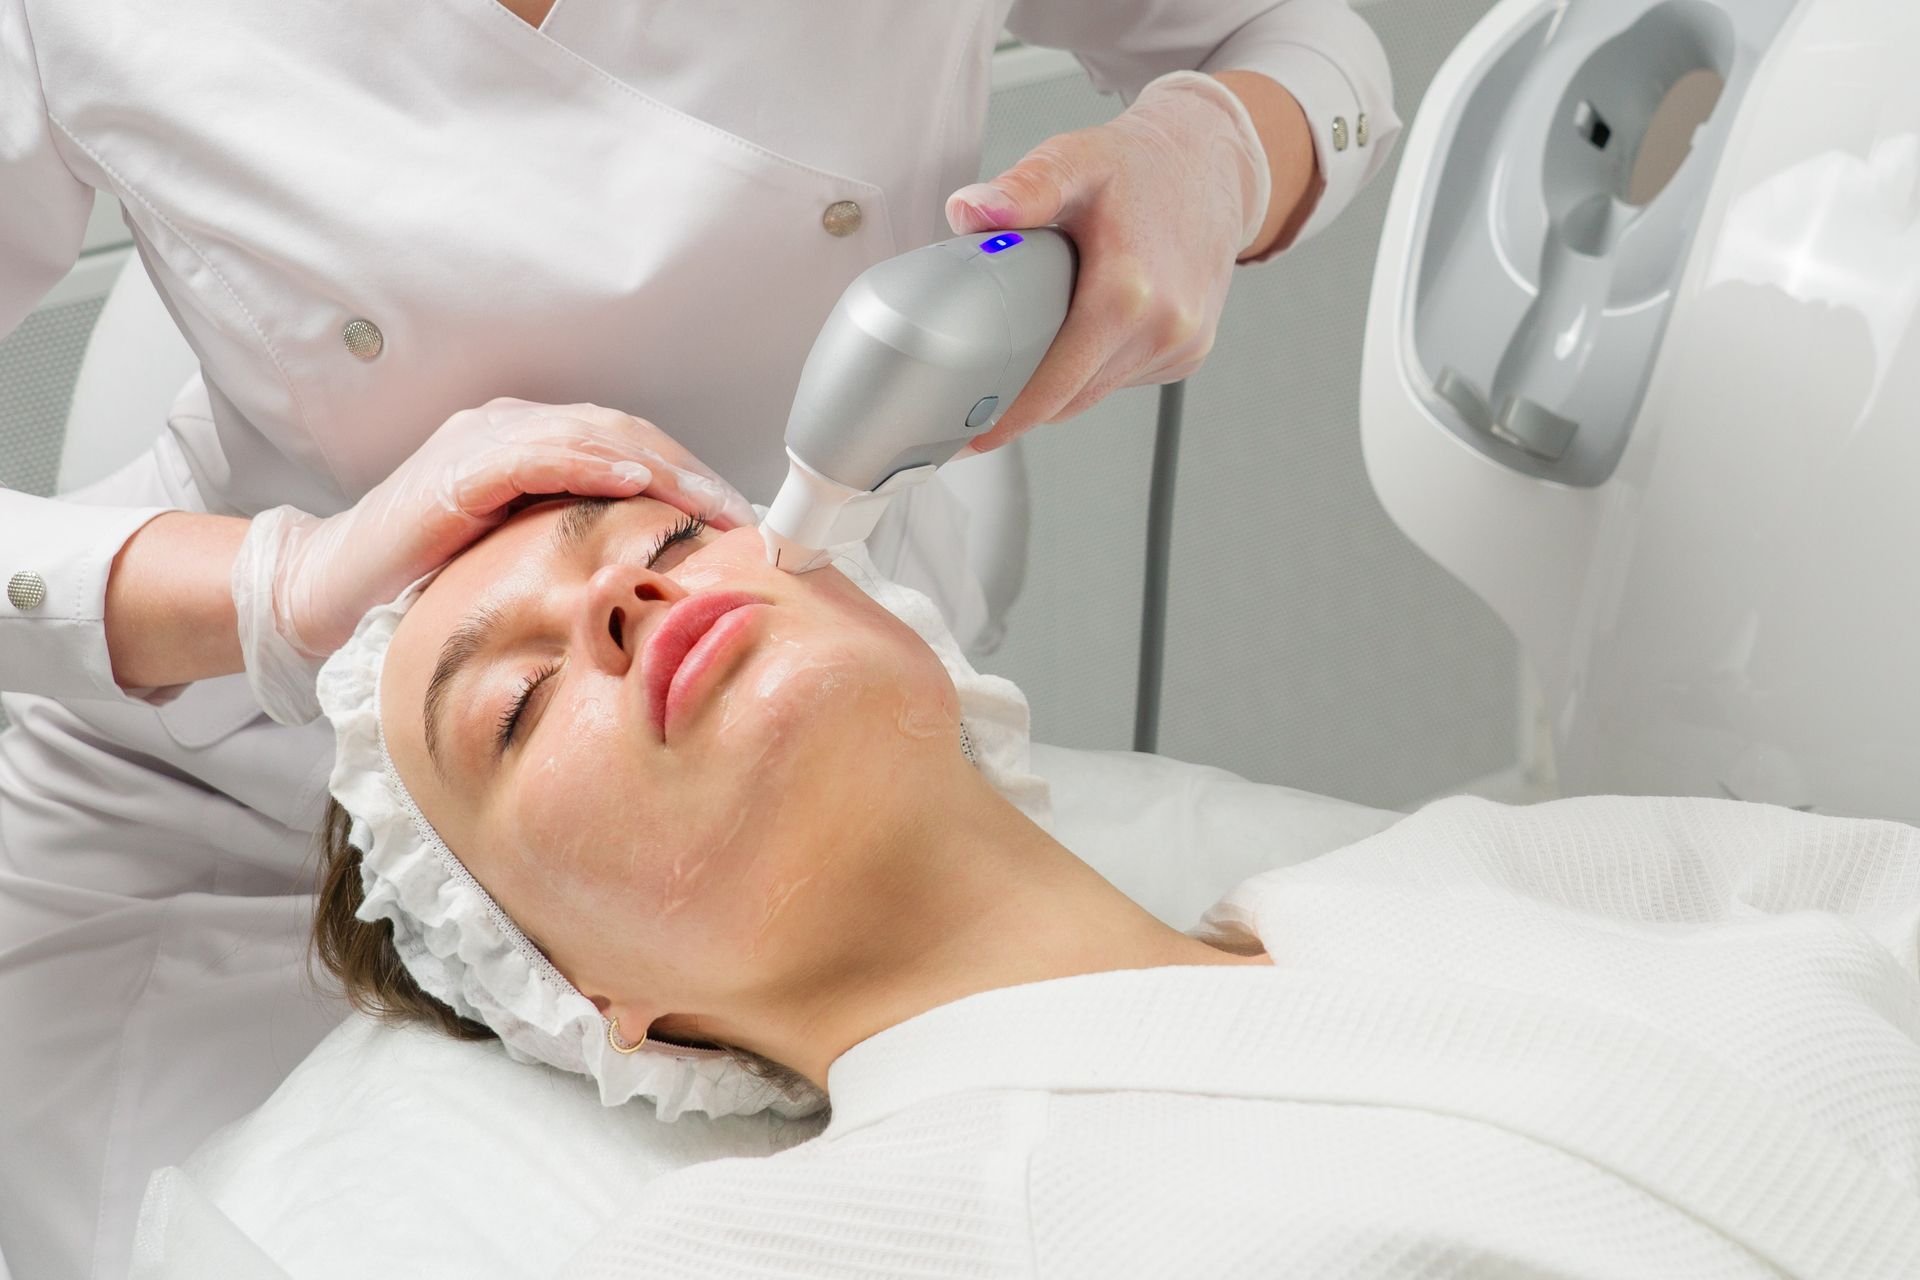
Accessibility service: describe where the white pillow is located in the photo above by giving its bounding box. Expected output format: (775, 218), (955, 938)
(1028, 744), (1406, 931)
(132, 746), (1401, 1278)
(140, 1017), (819, 1280)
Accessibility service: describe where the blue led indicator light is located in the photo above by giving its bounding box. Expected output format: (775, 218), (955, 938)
(981, 232), (1024, 254)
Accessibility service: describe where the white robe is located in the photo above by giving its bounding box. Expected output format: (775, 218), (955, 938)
(561, 795), (1920, 1278)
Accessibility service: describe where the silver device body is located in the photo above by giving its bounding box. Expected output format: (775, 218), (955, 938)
(762, 227), (1078, 571)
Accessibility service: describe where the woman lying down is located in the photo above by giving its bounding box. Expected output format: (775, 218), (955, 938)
(311, 492), (1920, 1278)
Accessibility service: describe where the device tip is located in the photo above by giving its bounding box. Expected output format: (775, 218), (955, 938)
(760, 525), (835, 574)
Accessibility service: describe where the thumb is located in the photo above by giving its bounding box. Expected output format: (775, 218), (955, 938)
(945, 145), (1076, 235)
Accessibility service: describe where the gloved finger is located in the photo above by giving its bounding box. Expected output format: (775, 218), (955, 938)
(1045, 276), (1223, 419)
(521, 443), (751, 530)
(446, 451), (656, 528)
(548, 404), (753, 520)
(1128, 346), (1209, 391)
(946, 131), (1098, 234)
(470, 449), (751, 533)
(1003, 300), (1203, 438)
(480, 400), (755, 527)
(626, 456), (757, 530)
(501, 428), (755, 530)
(958, 263), (1139, 455)
(959, 309), (1109, 455)
(1054, 340), (1153, 422)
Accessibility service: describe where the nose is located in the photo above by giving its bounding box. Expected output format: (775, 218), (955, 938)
(576, 563), (684, 676)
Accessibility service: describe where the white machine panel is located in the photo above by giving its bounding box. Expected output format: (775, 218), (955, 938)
(1364, 0), (1920, 822)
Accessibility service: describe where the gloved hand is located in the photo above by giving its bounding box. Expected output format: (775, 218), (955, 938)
(945, 69), (1272, 454)
(232, 397), (756, 724)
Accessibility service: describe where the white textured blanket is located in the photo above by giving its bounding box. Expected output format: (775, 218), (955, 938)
(561, 796), (1920, 1279)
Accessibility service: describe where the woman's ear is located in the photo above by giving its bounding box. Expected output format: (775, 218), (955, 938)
(588, 992), (669, 1046)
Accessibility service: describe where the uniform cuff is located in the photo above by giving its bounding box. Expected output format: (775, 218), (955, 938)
(0, 495), (177, 703)
(1205, 42), (1401, 262)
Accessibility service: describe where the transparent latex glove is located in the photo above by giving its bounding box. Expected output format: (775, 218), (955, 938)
(232, 397), (756, 724)
(945, 69), (1271, 454)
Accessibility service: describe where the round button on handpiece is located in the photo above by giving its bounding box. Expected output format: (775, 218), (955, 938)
(965, 395), (1000, 430)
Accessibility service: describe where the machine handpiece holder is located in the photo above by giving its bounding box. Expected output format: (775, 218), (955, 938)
(762, 227), (1078, 572)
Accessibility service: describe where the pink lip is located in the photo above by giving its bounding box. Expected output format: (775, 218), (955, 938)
(642, 590), (766, 741)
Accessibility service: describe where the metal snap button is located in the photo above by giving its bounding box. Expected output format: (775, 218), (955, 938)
(7, 570), (47, 611)
(822, 200), (863, 237)
(1332, 117), (1350, 152)
(342, 318), (384, 360)
(1356, 113), (1370, 147)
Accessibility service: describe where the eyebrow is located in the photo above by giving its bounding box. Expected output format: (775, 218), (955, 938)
(554, 496), (615, 554)
(421, 498), (618, 777)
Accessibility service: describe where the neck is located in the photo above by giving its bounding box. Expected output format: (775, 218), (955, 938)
(722, 761), (1265, 1091)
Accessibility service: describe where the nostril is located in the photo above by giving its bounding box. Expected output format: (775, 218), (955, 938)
(608, 610), (624, 648)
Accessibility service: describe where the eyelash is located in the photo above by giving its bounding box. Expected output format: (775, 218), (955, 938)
(650, 513), (708, 563)
(492, 514), (709, 755)
(494, 661), (560, 755)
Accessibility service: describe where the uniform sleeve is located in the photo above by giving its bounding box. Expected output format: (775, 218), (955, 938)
(1, 0), (174, 703)
(1003, 0), (1402, 258)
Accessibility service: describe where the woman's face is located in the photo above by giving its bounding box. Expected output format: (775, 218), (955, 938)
(378, 496), (961, 1015)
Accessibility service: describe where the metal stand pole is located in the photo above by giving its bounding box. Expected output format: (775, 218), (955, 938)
(1133, 379), (1185, 754)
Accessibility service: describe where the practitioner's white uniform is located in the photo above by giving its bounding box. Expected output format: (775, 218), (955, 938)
(0, 2), (1398, 1274)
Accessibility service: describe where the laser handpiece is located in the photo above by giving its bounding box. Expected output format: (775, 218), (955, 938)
(762, 228), (1078, 572)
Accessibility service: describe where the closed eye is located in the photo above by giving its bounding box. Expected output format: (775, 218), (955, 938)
(495, 661), (560, 755)
(646, 513), (706, 568)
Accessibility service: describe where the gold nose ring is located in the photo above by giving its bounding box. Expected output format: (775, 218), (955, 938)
(607, 1017), (649, 1055)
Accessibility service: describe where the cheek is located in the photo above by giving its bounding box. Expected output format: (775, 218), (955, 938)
(499, 769), (719, 944)
(709, 602), (958, 758)
(492, 691), (670, 921)
(493, 683), (760, 932)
